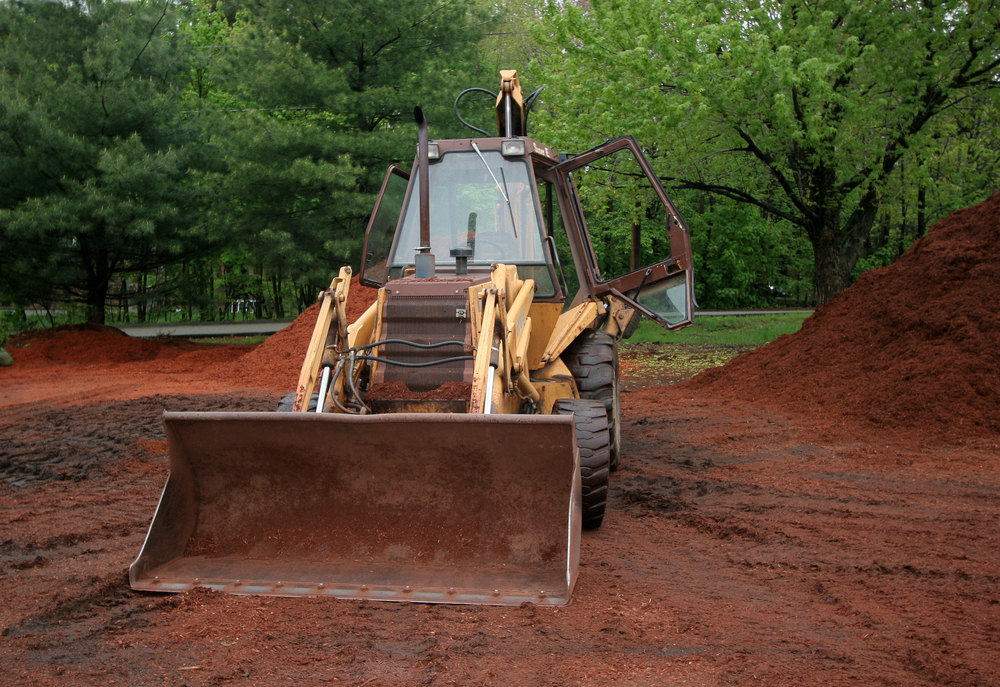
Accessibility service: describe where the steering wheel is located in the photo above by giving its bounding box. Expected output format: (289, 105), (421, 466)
(472, 238), (507, 262)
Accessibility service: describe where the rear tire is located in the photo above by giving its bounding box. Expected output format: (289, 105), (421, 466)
(555, 398), (610, 530)
(277, 392), (319, 412)
(563, 330), (622, 470)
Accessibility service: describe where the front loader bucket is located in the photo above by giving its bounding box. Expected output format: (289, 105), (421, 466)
(130, 412), (581, 606)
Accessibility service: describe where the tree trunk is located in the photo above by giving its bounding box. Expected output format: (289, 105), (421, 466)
(138, 273), (147, 323)
(811, 246), (854, 306)
(877, 218), (889, 252)
(810, 208), (854, 306)
(86, 281), (108, 325)
(120, 279), (128, 323)
(272, 269), (284, 319)
(917, 185), (927, 237)
(630, 221), (641, 271)
(79, 233), (112, 325)
(807, 184), (881, 306)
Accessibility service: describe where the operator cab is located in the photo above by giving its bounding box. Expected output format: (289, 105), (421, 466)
(360, 137), (563, 299)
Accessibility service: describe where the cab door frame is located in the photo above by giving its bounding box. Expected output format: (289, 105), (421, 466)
(359, 165), (411, 288)
(541, 135), (695, 330)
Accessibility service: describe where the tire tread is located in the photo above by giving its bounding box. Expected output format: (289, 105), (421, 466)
(555, 398), (610, 529)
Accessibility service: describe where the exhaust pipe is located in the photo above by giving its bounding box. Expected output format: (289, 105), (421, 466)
(414, 107), (434, 279)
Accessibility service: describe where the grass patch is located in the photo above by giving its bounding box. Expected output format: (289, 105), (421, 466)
(628, 312), (810, 346)
(620, 343), (753, 388)
(620, 312), (810, 387)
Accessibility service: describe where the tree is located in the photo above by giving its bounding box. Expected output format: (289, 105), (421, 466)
(244, 0), (490, 143)
(475, 0), (544, 78)
(179, 0), (493, 297)
(0, 0), (215, 324)
(536, 0), (1000, 303)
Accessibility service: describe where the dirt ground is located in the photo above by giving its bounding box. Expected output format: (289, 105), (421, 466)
(2, 338), (997, 687)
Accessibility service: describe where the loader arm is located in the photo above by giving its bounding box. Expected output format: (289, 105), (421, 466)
(293, 266), (352, 412)
(469, 264), (537, 414)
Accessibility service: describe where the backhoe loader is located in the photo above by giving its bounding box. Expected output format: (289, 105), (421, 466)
(130, 70), (694, 606)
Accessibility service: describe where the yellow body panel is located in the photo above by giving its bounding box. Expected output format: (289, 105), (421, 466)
(469, 288), (497, 413)
(531, 358), (578, 415)
(539, 301), (601, 366)
(525, 302), (563, 371)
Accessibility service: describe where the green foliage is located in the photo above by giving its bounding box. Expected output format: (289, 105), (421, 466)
(685, 198), (813, 308)
(248, 0), (491, 138)
(568, 147), (671, 281)
(0, 0), (504, 326)
(0, 0), (216, 324)
(534, 0), (1000, 304)
(475, 0), (542, 81)
(13, 0), (992, 324)
(183, 0), (492, 294)
(858, 93), (1000, 277)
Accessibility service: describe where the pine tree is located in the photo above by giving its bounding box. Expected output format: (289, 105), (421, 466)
(0, 0), (215, 324)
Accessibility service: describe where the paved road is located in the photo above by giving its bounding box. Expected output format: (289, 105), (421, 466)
(112, 309), (812, 339)
(114, 320), (293, 338)
(696, 309), (813, 317)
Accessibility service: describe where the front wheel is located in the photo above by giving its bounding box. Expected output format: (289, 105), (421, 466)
(562, 330), (622, 470)
(276, 392), (318, 412)
(555, 398), (610, 530)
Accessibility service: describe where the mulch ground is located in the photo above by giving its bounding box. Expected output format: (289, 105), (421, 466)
(2, 194), (998, 685)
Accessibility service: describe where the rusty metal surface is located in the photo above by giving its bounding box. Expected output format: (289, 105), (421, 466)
(382, 276), (480, 298)
(378, 279), (476, 390)
(429, 137), (558, 164)
(130, 412), (581, 606)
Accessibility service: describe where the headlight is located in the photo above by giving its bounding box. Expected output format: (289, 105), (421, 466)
(501, 139), (525, 157)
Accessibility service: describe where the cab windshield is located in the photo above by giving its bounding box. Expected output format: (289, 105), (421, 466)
(388, 150), (554, 295)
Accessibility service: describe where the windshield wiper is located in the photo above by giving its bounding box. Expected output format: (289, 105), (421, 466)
(470, 141), (517, 238)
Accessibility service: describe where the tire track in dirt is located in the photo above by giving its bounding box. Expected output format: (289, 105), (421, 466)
(0, 393), (278, 488)
(1, 367), (998, 684)
(613, 391), (1000, 686)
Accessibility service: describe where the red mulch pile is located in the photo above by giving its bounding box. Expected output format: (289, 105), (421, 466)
(225, 275), (378, 390)
(688, 190), (1000, 441)
(4, 277), (377, 387)
(7, 323), (252, 373)
(8, 324), (164, 367)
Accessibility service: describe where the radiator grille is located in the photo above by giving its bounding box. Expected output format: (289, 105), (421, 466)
(379, 294), (472, 391)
